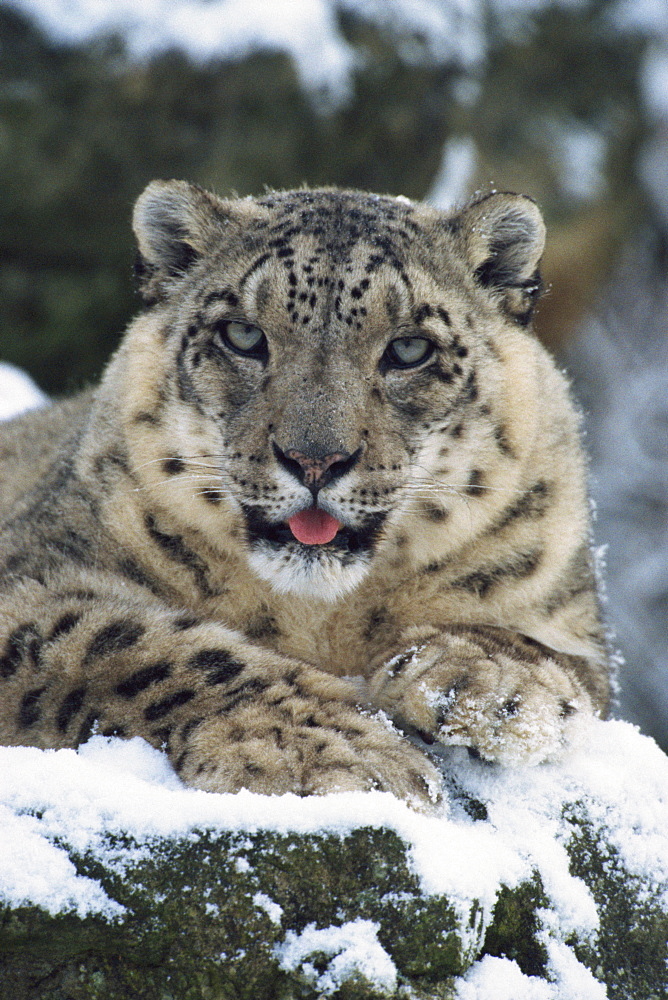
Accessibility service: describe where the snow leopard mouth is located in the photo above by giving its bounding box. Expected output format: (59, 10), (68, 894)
(241, 505), (387, 558)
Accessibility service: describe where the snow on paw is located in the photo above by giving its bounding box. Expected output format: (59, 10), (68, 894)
(433, 671), (592, 765)
(369, 627), (595, 766)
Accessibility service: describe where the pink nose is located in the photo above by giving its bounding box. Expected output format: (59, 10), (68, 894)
(283, 449), (349, 488)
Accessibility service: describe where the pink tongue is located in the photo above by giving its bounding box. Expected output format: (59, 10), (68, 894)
(287, 508), (342, 545)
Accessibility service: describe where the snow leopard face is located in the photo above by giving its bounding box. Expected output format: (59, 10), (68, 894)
(130, 183), (544, 600)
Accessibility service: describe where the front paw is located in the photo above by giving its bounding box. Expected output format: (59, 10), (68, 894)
(174, 694), (443, 811)
(369, 629), (595, 765)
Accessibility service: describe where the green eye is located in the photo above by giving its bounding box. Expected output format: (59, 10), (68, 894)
(217, 321), (267, 358)
(385, 337), (434, 368)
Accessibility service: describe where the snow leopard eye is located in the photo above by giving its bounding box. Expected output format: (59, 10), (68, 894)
(216, 321), (267, 360)
(384, 336), (434, 369)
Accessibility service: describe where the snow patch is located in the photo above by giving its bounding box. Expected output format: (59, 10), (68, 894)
(455, 941), (608, 999)
(275, 918), (397, 995)
(544, 939), (608, 999)
(0, 805), (124, 919)
(0, 717), (665, 998)
(552, 122), (608, 202)
(253, 891), (283, 926)
(0, 362), (48, 421)
(455, 955), (554, 1000)
(427, 136), (478, 209)
(641, 43), (668, 121)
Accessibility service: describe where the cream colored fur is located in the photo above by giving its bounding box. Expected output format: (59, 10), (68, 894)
(0, 182), (610, 809)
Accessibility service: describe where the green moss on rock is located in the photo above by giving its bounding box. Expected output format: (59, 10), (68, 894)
(482, 874), (549, 977)
(0, 827), (477, 999)
(3, 806), (667, 999)
(564, 802), (668, 1000)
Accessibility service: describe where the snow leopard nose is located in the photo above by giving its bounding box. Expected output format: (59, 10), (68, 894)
(272, 443), (362, 492)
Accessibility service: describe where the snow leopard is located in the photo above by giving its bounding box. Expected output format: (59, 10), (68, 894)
(0, 181), (610, 809)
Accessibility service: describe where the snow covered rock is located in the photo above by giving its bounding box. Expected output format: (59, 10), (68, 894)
(0, 720), (666, 999)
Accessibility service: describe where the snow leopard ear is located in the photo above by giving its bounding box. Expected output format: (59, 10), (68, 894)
(132, 180), (229, 304)
(450, 192), (546, 326)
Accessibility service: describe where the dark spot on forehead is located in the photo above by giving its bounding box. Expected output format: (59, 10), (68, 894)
(414, 303), (434, 324)
(255, 189), (417, 264)
(239, 252), (271, 290)
(385, 286), (403, 325)
(202, 288), (239, 309)
(255, 276), (271, 312)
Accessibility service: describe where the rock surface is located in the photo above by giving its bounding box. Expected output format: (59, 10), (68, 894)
(0, 720), (667, 999)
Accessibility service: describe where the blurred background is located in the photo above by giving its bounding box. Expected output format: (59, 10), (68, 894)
(0, 0), (666, 749)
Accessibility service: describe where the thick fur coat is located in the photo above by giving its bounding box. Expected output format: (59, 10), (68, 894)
(0, 182), (609, 808)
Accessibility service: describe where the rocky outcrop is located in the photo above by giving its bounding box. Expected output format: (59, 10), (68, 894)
(0, 720), (666, 999)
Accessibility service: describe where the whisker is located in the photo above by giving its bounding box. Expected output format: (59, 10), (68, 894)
(192, 489), (234, 500)
(178, 461), (223, 471)
(405, 481), (522, 497)
(406, 465), (526, 499)
(130, 454), (227, 473)
(127, 475), (236, 497)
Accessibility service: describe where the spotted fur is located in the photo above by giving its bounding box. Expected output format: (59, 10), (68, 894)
(0, 182), (610, 807)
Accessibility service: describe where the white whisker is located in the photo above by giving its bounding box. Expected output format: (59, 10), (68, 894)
(130, 454), (226, 474)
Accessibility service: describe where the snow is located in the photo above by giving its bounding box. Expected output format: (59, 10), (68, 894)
(0, 735), (520, 922)
(609, 1), (668, 123)
(5, 0), (357, 98)
(0, 362), (48, 421)
(552, 123), (608, 202)
(609, 0), (668, 36)
(0, 719), (666, 995)
(6, 0), (596, 103)
(543, 940), (608, 1000)
(640, 43), (668, 121)
(427, 136), (478, 209)
(275, 918), (397, 995)
(455, 945), (608, 1000)
(253, 891), (283, 926)
(338, 0), (486, 70)
(0, 803), (125, 919)
(455, 956), (554, 1000)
